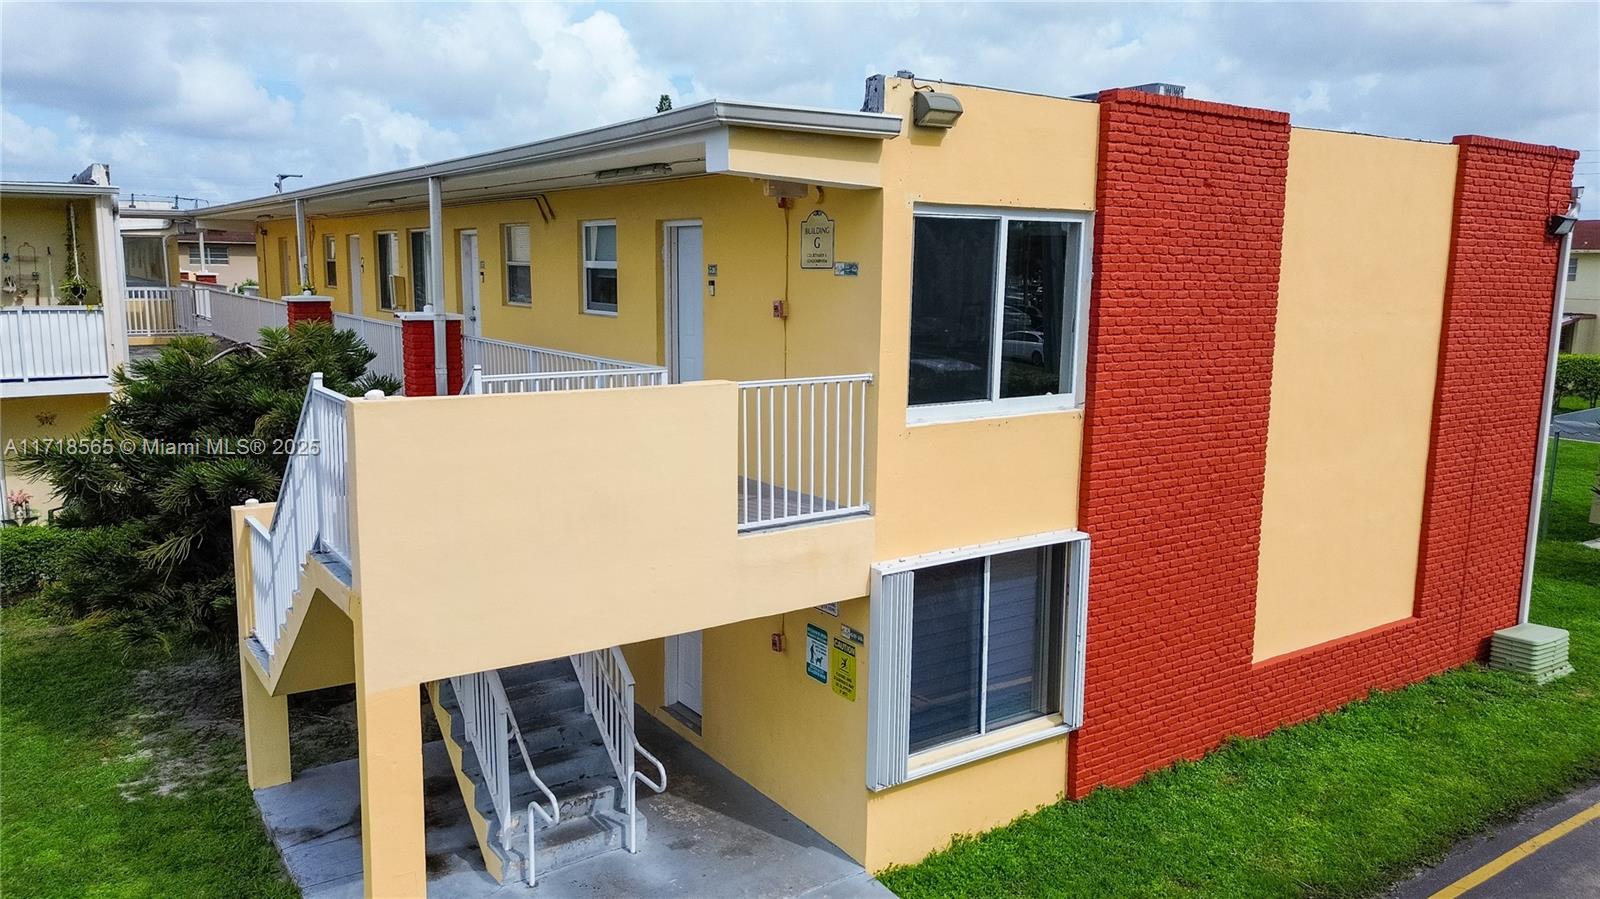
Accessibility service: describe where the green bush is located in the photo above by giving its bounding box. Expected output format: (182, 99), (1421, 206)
(1555, 354), (1600, 408)
(15, 322), (397, 650)
(0, 526), (81, 600)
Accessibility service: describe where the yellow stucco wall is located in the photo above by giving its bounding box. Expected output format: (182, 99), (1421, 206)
(1252, 129), (1459, 662)
(870, 80), (1097, 563)
(0, 392), (107, 515)
(625, 599), (873, 860)
(0, 195), (106, 305)
(261, 175), (883, 381)
(1567, 253), (1600, 354)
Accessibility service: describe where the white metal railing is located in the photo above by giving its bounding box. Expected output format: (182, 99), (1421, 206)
(126, 287), (197, 337)
(449, 668), (559, 885)
(467, 366), (668, 395)
(0, 306), (110, 382)
(464, 333), (654, 378)
(201, 286), (287, 344)
(244, 374), (351, 657)
(737, 374), (872, 531)
(332, 313), (404, 384)
(570, 647), (666, 854)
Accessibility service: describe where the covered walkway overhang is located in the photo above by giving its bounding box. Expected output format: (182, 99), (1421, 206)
(193, 99), (901, 233)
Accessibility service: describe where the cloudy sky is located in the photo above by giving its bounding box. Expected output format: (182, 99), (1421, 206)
(3, 2), (1597, 209)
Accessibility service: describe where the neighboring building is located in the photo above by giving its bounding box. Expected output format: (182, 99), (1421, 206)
(214, 75), (1578, 894)
(1563, 219), (1600, 353)
(0, 165), (130, 519)
(120, 198), (261, 290)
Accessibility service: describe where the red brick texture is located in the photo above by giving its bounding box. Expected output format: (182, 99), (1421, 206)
(1068, 93), (1576, 798)
(285, 297), (333, 328)
(400, 317), (464, 397)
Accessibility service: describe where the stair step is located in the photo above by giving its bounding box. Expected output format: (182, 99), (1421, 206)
(505, 805), (647, 883)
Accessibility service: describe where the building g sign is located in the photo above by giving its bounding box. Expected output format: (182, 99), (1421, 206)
(800, 210), (835, 269)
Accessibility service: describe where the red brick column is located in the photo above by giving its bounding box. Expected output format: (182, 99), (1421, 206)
(284, 296), (333, 328)
(1068, 94), (1576, 799)
(1069, 89), (1291, 797)
(397, 312), (464, 396)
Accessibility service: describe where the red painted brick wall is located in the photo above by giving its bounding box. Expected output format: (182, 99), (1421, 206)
(400, 317), (464, 396)
(1069, 89), (1291, 796)
(1069, 91), (1576, 798)
(286, 298), (333, 328)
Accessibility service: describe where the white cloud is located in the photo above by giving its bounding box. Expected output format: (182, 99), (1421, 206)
(1, 1), (1594, 204)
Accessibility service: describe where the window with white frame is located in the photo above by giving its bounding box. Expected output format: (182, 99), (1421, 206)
(907, 207), (1090, 424)
(376, 232), (400, 310)
(866, 531), (1088, 789)
(582, 220), (618, 314)
(1569, 256), (1580, 282)
(186, 244), (230, 265)
(504, 224), (531, 305)
(323, 234), (338, 287)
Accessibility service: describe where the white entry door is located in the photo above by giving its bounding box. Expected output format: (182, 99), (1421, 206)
(665, 222), (704, 382)
(459, 230), (482, 338)
(667, 631), (703, 716)
(347, 235), (363, 316)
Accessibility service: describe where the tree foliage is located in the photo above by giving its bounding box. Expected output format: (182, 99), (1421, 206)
(16, 322), (400, 650)
(1555, 353), (1600, 408)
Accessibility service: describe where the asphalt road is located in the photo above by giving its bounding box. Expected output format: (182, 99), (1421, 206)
(1389, 781), (1600, 898)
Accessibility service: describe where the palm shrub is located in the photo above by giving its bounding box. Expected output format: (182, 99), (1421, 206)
(17, 322), (401, 650)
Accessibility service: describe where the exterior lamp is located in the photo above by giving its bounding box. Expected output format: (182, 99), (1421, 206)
(912, 91), (963, 129)
(1547, 213), (1577, 237)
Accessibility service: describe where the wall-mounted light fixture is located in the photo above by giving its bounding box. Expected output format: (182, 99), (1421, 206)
(913, 90), (963, 129)
(1547, 213), (1578, 237)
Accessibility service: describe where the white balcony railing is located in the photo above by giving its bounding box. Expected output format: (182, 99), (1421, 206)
(0, 305), (110, 382)
(201, 287), (287, 345)
(332, 313), (404, 384)
(737, 374), (872, 531)
(464, 333), (655, 379)
(126, 287), (195, 337)
(468, 367), (668, 394)
(244, 374), (351, 657)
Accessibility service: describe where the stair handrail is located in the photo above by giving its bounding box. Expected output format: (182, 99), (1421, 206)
(245, 373), (351, 656)
(570, 646), (665, 854)
(448, 668), (559, 883)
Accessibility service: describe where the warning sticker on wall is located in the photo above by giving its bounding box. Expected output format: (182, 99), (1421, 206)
(830, 637), (856, 701)
(805, 623), (829, 684)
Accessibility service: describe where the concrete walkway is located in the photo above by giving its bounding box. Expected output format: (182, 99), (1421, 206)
(1389, 781), (1600, 898)
(255, 710), (892, 898)
(1550, 407), (1600, 442)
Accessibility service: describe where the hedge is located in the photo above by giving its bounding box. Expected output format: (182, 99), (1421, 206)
(0, 526), (81, 600)
(1555, 354), (1600, 408)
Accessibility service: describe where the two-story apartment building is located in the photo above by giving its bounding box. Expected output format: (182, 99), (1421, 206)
(1563, 218), (1600, 353)
(214, 75), (1579, 895)
(1, 165), (129, 519)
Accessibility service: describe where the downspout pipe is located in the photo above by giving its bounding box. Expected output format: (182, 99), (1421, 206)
(1518, 193), (1581, 624)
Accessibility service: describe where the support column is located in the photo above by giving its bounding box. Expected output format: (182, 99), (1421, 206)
(397, 310), (464, 396)
(354, 619), (426, 898)
(294, 198), (309, 292)
(428, 177), (448, 395)
(285, 295), (335, 328)
(233, 501), (290, 788)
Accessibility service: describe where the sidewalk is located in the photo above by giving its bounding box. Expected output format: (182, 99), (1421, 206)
(1389, 780), (1600, 898)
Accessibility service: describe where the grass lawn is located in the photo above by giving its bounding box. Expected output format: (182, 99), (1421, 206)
(883, 438), (1600, 899)
(0, 606), (297, 898)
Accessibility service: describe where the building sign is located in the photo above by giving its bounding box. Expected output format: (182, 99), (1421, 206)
(832, 261), (858, 277)
(830, 637), (857, 701)
(805, 623), (829, 684)
(841, 624), (865, 645)
(815, 602), (839, 617)
(800, 210), (835, 269)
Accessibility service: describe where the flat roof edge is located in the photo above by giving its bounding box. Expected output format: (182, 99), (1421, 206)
(1, 181), (120, 198)
(198, 100), (901, 219)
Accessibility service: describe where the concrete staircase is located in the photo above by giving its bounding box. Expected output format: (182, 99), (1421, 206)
(433, 659), (646, 884)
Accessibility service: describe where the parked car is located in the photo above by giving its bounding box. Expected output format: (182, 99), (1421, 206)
(1003, 330), (1046, 365)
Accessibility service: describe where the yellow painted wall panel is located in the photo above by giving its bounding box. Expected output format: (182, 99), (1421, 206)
(0, 196), (106, 305)
(1253, 129), (1458, 661)
(1, 392), (108, 515)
